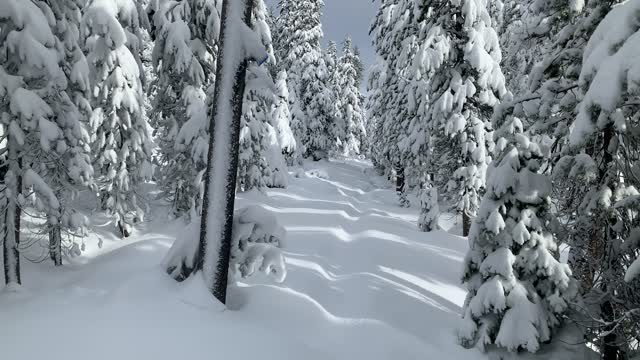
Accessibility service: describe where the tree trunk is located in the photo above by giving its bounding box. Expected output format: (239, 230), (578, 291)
(601, 297), (619, 360)
(395, 165), (408, 207)
(197, 0), (255, 304)
(49, 224), (62, 267)
(3, 137), (22, 285)
(462, 210), (471, 237)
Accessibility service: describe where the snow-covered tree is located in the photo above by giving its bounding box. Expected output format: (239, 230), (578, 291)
(148, 0), (220, 219)
(82, 0), (154, 237)
(352, 46), (365, 88)
(237, 0), (291, 191)
(371, 0), (508, 233)
(422, 0), (508, 235)
(163, 0), (272, 303)
(46, 0), (95, 265)
(277, 0), (334, 161)
(0, 0), (95, 282)
(237, 65), (273, 192)
(551, 1), (640, 355)
(459, 117), (576, 353)
(418, 182), (439, 232)
(336, 37), (367, 156)
(271, 70), (296, 159)
(324, 40), (344, 152)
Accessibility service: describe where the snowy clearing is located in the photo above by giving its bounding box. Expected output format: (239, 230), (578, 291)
(0, 159), (484, 360)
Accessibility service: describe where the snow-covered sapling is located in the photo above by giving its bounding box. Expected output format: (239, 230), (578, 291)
(459, 125), (576, 353)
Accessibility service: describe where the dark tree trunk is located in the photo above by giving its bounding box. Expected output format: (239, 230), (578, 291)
(3, 138), (22, 285)
(196, 0), (256, 304)
(395, 166), (408, 207)
(49, 224), (62, 266)
(462, 210), (471, 237)
(601, 297), (619, 360)
(117, 220), (130, 238)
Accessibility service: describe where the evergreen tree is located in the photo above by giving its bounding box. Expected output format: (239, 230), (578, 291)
(277, 0), (334, 161)
(324, 40), (344, 153)
(46, 0), (95, 265)
(237, 65), (272, 192)
(552, 1), (640, 355)
(371, 0), (438, 204)
(82, 0), (154, 237)
(417, 0), (508, 236)
(459, 117), (576, 353)
(336, 37), (367, 156)
(418, 183), (439, 232)
(1, 0), (94, 282)
(149, 0), (221, 219)
(271, 70), (296, 159)
(352, 46), (365, 88)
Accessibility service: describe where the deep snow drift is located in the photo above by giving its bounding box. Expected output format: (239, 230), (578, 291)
(1, 159), (493, 359)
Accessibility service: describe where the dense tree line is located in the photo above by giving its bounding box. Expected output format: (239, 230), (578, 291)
(0, 0), (365, 290)
(369, 0), (640, 358)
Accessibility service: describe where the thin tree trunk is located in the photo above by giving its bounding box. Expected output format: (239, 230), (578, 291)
(601, 296), (619, 360)
(49, 223), (62, 267)
(197, 0), (255, 304)
(3, 137), (21, 285)
(462, 210), (471, 237)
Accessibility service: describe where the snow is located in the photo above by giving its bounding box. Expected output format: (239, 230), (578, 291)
(0, 159), (487, 360)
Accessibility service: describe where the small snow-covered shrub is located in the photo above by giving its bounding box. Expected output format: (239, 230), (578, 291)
(306, 169), (329, 180)
(230, 206), (287, 283)
(164, 206), (287, 284)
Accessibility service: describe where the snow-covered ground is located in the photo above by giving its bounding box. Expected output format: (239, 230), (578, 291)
(0, 159), (485, 360)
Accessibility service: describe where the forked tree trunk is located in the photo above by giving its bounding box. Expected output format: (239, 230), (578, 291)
(196, 0), (255, 304)
(3, 137), (22, 285)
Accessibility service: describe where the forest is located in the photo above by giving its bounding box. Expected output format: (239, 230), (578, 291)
(0, 0), (639, 359)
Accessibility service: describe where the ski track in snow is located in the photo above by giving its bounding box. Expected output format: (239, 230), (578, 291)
(0, 159), (485, 360)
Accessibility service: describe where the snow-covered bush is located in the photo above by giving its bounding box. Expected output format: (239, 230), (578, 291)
(230, 206), (286, 282)
(164, 206), (286, 283)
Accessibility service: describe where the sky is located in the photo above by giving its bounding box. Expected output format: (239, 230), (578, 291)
(266, 0), (379, 84)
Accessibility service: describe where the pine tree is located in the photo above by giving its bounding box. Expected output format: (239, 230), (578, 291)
(552, 1), (640, 355)
(459, 117), (576, 353)
(82, 0), (154, 237)
(418, 182), (439, 232)
(271, 70), (296, 159)
(352, 46), (365, 88)
(336, 37), (367, 156)
(46, 0), (95, 265)
(163, 0), (273, 304)
(277, 0), (334, 161)
(237, 0), (290, 191)
(371, 0), (438, 204)
(1, 0), (94, 282)
(237, 65), (272, 192)
(418, 0), (508, 236)
(324, 40), (344, 153)
(149, 0), (221, 219)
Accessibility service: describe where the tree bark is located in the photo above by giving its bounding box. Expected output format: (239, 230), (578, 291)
(3, 137), (22, 285)
(462, 210), (471, 237)
(49, 224), (62, 267)
(197, 0), (255, 304)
